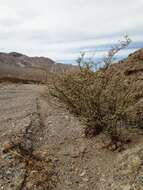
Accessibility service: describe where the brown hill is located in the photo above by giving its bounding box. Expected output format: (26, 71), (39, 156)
(0, 52), (77, 83)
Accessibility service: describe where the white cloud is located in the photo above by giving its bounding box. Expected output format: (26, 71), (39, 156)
(0, 0), (143, 62)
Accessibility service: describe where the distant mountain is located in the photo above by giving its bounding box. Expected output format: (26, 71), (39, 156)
(0, 52), (77, 83)
(0, 52), (76, 71)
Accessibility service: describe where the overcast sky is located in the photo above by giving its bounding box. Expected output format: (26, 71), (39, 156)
(0, 0), (143, 63)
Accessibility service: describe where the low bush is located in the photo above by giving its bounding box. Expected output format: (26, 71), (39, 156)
(51, 69), (109, 136)
(50, 36), (143, 148)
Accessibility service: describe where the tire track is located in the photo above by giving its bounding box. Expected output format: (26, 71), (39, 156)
(0, 84), (56, 190)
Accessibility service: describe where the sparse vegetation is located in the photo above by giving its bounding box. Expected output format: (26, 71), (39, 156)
(51, 36), (143, 149)
(2, 141), (57, 189)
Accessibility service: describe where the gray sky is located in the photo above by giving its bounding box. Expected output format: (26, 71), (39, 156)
(0, 0), (143, 63)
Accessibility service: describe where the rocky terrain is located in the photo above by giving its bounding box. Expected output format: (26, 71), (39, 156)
(0, 83), (143, 190)
(0, 52), (77, 83)
(0, 49), (143, 190)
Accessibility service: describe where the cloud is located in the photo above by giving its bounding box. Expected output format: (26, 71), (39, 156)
(0, 0), (143, 63)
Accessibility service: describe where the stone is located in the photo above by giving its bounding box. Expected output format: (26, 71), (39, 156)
(121, 184), (131, 190)
(82, 177), (89, 182)
(80, 170), (86, 177)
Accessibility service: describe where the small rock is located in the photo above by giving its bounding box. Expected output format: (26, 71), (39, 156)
(121, 184), (131, 190)
(6, 170), (11, 175)
(2, 142), (13, 154)
(79, 144), (87, 154)
(63, 152), (70, 156)
(59, 141), (65, 145)
(65, 180), (72, 185)
(82, 177), (89, 182)
(65, 115), (69, 119)
(53, 157), (59, 162)
(48, 121), (52, 124)
(80, 170), (86, 177)
(71, 153), (79, 158)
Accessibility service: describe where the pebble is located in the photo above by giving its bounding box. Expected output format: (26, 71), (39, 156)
(80, 170), (86, 177)
(65, 180), (72, 185)
(82, 177), (89, 182)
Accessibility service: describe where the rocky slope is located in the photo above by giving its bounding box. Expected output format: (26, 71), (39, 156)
(0, 52), (75, 71)
(0, 49), (143, 190)
(0, 83), (143, 190)
(0, 52), (77, 83)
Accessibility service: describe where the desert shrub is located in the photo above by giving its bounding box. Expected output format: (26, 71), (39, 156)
(50, 36), (143, 147)
(51, 68), (132, 140)
(51, 69), (109, 136)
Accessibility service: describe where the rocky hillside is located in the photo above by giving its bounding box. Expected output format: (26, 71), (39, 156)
(0, 52), (54, 70)
(0, 52), (76, 71)
(0, 52), (77, 83)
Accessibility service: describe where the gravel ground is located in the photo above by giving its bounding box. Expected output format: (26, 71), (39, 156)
(0, 83), (143, 190)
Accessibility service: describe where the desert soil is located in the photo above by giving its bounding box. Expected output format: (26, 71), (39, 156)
(0, 83), (143, 190)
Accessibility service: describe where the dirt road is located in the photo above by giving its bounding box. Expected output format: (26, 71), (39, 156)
(0, 84), (143, 190)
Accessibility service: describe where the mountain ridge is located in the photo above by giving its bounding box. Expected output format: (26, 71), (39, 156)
(0, 51), (77, 83)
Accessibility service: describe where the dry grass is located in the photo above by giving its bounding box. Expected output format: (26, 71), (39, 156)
(3, 142), (57, 189)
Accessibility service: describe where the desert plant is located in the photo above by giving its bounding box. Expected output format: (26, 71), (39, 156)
(77, 35), (131, 71)
(103, 35), (131, 69)
(50, 36), (142, 149)
(3, 141), (57, 189)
